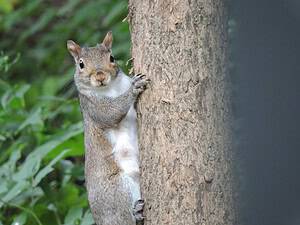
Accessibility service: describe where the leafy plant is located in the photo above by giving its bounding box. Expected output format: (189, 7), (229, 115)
(0, 76), (89, 225)
(0, 0), (130, 224)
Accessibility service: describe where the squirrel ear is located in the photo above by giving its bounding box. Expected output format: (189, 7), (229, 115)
(67, 40), (81, 58)
(102, 31), (113, 50)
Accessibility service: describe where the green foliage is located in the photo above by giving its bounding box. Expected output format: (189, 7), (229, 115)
(0, 64), (87, 225)
(0, 0), (130, 224)
(0, 0), (130, 92)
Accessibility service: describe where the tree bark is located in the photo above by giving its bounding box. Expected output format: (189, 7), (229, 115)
(129, 1), (236, 225)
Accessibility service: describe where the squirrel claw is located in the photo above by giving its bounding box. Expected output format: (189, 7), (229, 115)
(132, 73), (146, 82)
(132, 74), (149, 95)
(133, 199), (145, 222)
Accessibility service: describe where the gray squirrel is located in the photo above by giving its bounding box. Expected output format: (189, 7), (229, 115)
(67, 31), (149, 225)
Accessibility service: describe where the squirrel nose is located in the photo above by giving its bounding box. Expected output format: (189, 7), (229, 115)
(95, 71), (106, 82)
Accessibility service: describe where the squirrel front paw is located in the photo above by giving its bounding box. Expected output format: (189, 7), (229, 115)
(132, 73), (150, 96)
(133, 199), (145, 224)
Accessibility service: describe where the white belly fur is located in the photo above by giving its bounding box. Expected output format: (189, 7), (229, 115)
(102, 72), (141, 202)
(105, 106), (139, 175)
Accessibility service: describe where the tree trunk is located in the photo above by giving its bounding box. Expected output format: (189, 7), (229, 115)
(129, 1), (236, 225)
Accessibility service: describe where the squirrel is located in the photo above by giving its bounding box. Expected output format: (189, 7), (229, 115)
(67, 31), (149, 225)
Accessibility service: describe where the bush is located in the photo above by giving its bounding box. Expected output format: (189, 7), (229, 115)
(0, 1), (130, 224)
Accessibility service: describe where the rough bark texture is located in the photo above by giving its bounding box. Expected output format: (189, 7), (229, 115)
(129, 1), (236, 225)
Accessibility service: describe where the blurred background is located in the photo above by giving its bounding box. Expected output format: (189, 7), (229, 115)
(0, 1), (129, 225)
(0, 0), (299, 225)
(231, 0), (300, 225)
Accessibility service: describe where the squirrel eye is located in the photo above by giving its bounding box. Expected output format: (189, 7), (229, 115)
(79, 59), (84, 69)
(110, 55), (115, 63)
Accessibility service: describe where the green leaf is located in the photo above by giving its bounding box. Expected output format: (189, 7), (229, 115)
(1, 88), (12, 109)
(0, 182), (8, 195)
(11, 212), (27, 225)
(12, 186), (44, 207)
(1, 84), (30, 109)
(56, 184), (80, 213)
(6, 147), (22, 174)
(46, 134), (84, 160)
(14, 84), (30, 99)
(64, 206), (82, 225)
(0, 0), (13, 14)
(0, 134), (6, 141)
(13, 122), (83, 181)
(81, 210), (94, 225)
(33, 149), (69, 186)
(12, 154), (41, 182)
(47, 203), (57, 212)
(17, 107), (43, 133)
(0, 181), (29, 207)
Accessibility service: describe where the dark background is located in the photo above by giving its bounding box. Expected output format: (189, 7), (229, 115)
(231, 0), (300, 224)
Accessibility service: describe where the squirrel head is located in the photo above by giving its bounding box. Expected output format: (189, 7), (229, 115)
(67, 31), (118, 87)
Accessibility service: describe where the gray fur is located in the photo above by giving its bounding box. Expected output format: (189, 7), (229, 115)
(78, 73), (148, 129)
(78, 74), (147, 225)
(68, 40), (148, 225)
